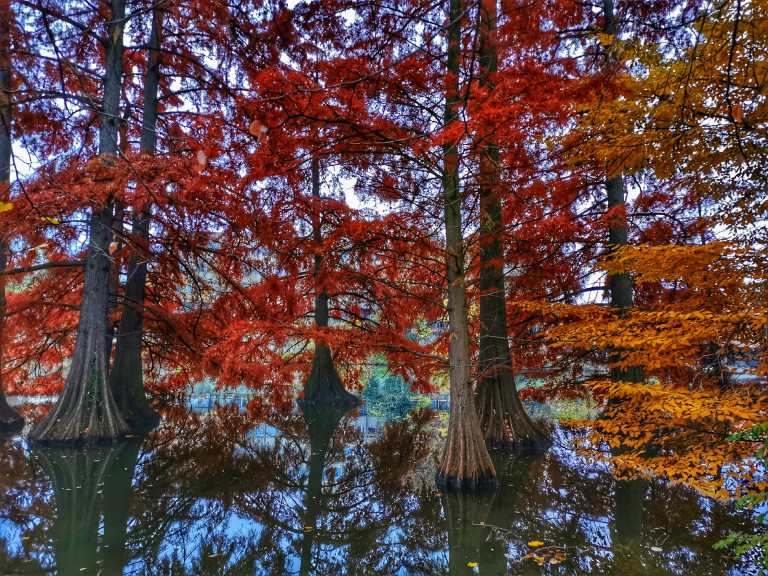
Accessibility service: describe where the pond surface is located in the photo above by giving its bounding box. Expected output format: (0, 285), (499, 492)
(0, 398), (761, 575)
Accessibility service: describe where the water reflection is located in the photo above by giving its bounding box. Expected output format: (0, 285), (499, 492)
(0, 400), (761, 575)
(30, 439), (143, 575)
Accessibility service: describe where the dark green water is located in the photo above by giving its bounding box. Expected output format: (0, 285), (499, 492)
(0, 398), (762, 575)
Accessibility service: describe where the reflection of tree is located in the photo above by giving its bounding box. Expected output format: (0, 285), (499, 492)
(0, 439), (50, 573)
(611, 477), (649, 575)
(29, 438), (143, 575)
(1, 405), (761, 574)
(439, 453), (538, 575)
(298, 403), (355, 576)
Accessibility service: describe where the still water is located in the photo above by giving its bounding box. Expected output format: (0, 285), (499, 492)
(0, 398), (761, 575)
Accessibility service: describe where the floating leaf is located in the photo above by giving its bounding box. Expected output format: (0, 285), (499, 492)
(467, 562), (478, 567)
(650, 546), (663, 552)
(528, 541), (544, 547)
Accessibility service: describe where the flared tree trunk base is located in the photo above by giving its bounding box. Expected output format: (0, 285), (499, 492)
(298, 345), (359, 409)
(436, 387), (498, 491)
(476, 372), (552, 454)
(0, 397), (23, 435)
(29, 346), (129, 445)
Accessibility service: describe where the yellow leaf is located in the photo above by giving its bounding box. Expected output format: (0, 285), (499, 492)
(41, 216), (59, 225)
(0, 201), (11, 213)
(528, 541), (544, 547)
(597, 33), (614, 47)
(467, 562), (478, 568)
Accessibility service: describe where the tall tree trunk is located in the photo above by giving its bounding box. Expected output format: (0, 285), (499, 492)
(474, 0), (551, 454)
(435, 0), (496, 490)
(299, 158), (358, 407)
(603, 0), (644, 386)
(109, 9), (163, 430)
(30, 0), (129, 443)
(0, 0), (22, 435)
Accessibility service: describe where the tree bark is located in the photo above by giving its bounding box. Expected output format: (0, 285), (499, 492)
(604, 0), (644, 386)
(0, 0), (22, 435)
(300, 158), (358, 408)
(474, 0), (551, 454)
(435, 0), (496, 490)
(109, 9), (163, 430)
(29, 0), (129, 443)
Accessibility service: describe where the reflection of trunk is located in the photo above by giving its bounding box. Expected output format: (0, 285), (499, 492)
(30, 438), (143, 575)
(109, 8), (163, 430)
(442, 455), (537, 574)
(473, 0), (551, 456)
(29, 0), (129, 443)
(436, 0), (495, 490)
(0, 0), (22, 435)
(441, 489), (496, 574)
(611, 477), (648, 574)
(458, 453), (537, 575)
(301, 158), (358, 407)
(102, 438), (143, 575)
(603, 0), (643, 387)
(297, 402), (353, 576)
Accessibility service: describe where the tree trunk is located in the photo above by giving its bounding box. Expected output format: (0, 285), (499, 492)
(435, 0), (496, 490)
(474, 0), (551, 454)
(0, 0), (22, 435)
(109, 9), (163, 430)
(300, 158), (358, 408)
(604, 0), (644, 386)
(29, 0), (129, 443)
(105, 201), (124, 366)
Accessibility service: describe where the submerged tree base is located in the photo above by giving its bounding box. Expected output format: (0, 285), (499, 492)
(298, 345), (359, 408)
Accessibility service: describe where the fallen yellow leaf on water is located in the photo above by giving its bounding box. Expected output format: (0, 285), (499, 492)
(528, 540), (544, 547)
(467, 562), (478, 567)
